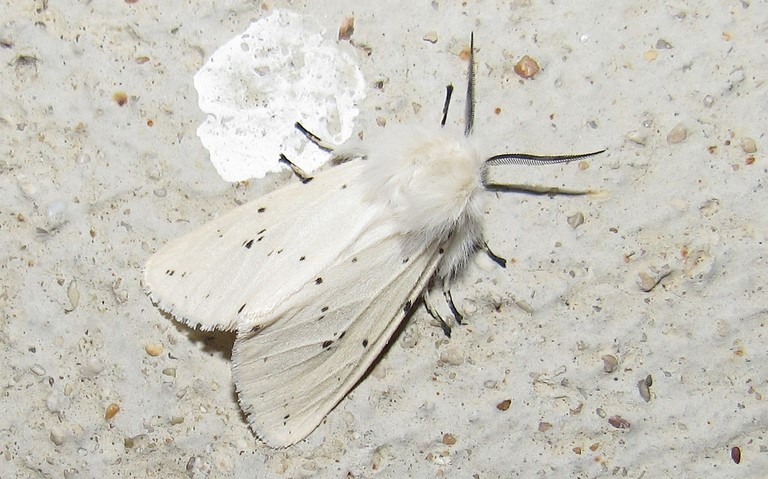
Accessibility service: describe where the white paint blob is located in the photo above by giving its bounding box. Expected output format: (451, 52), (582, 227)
(194, 10), (366, 182)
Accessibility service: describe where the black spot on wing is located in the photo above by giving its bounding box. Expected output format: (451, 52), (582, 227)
(165, 269), (175, 276)
(321, 306), (329, 312)
(237, 303), (246, 314)
(243, 239), (254, 249)
(322, 340), (333, 349)
(299, 256), (306, 261)
(257, 207), (266, 213)
(362, 339), (369, 348)
(315, 277), (323, 285)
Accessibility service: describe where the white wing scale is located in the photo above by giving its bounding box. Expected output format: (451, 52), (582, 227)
(144, 160), (373, 331)
(232, 228), (443, 447)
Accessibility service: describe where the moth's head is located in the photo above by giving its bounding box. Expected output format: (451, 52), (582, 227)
(366, 124), (483, 195)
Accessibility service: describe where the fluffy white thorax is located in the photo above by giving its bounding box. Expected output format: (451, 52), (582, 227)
(359, 125), (486, 277)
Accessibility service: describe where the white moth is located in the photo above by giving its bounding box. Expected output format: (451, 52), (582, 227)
(145, 34), (603, 448)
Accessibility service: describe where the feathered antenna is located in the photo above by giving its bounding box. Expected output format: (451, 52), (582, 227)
(485, 149), (605, 167)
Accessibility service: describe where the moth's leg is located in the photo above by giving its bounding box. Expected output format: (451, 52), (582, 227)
(443, 289), (464, 325)
(295, 122), (364, 163)
(278, 153), (313, 183)
(427, 242), (504, 336)
(483, 241), (507, 268)
(281, 121), (348, 181)
(440, 84), (454, 127)
(464, 32), (476, 137)
(294, 122), (335, 152)
(423, 288), (453, 337)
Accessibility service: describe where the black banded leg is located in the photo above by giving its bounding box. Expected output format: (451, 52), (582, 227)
(483, 241), (507, 268)
(424, 289), (452, 337)
(440, 84), (454, 127)
(295, 122), (335, 152)
(443, 289), (463, 325)
(278, 154), (314, 183)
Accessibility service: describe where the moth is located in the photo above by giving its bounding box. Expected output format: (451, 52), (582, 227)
(145, 33), (603, 447)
